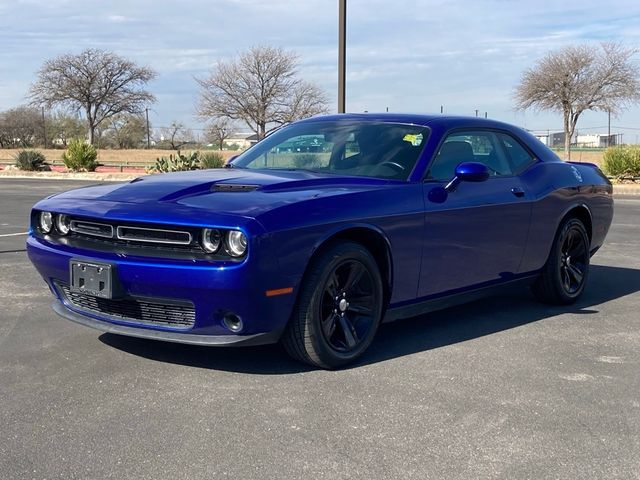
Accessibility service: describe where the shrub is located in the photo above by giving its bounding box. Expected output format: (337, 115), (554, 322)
(62, 139), (98, 172)
(200, 151), (226, 169)
(14, 150), (47, 171)
(602, 146), (640, 177)
(147, 151), (201, 173)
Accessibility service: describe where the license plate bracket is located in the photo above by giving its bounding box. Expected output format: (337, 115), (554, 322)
(70, 260), (114, 299)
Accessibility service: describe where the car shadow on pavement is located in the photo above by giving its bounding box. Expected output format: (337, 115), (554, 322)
(100, 264), (640, 374)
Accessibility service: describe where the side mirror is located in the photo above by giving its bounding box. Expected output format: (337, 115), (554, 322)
(455, 162), (490, 182)
(445, 162), (489, 192)
(224, 155), (239, 168)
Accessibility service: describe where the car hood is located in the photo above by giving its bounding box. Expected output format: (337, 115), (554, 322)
(36, 169), (397, 227)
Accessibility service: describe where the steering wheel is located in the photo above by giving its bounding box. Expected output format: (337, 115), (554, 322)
(379, 161), (405, 172)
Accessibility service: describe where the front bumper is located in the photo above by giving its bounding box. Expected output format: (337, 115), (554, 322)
(52, 299), (282, 346)
(27, 235), (297, 343)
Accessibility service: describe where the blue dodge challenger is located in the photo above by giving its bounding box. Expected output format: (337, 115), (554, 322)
(27, 114), (614, 368)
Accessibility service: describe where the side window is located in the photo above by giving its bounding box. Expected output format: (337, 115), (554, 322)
(427, 131), (513, 180)
(497, 133), (536, 173)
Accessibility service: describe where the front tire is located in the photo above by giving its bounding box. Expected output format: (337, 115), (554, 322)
(282, 242), (384, 369)
(532, 217), (590, 305)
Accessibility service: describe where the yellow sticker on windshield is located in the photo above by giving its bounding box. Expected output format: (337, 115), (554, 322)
(403, 133), (423, 146)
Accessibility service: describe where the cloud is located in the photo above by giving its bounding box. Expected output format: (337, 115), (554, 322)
(0, 0), (639, 133)
(106, 14), (133, 23)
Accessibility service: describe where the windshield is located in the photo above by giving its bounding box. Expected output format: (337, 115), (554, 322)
(231, 120), (430, 180)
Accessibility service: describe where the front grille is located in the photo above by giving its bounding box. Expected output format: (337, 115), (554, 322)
(58, 283), (195, 328)
(116, 226), (192, 245)
(64, 217), (204, 254)
(33, 213), (244, 262)
(71, 220), (114, 238)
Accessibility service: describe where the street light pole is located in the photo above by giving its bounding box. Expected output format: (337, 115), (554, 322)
(338, 0), (347, 113)
(146, 108), (151, 149)
(41, 107), (47, 149)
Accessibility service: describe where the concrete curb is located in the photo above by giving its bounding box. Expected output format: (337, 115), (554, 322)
(0, 170), (141, 182)
(612, 184), (640, 196)
(1, 169), (639, 195)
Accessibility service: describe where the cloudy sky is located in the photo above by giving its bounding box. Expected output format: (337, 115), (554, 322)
(1, 0), (640, 141)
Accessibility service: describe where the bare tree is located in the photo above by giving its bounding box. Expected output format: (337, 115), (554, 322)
(160, 121), (193, 150)
(205, 118), (233, 150)
(515, 43), (640, 159)
(103, 113), (147, 149)
(47, 111), (87, 147)
(196, 46), (328, 140)
(28, 49), (156, 145)
(0, 106), (42, 148)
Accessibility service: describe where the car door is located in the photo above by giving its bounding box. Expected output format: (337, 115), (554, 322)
(418, 129), (533, 297)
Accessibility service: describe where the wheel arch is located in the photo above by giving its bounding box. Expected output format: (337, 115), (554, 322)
(558, 203), (593, 243)
(307, 224), (394, 308)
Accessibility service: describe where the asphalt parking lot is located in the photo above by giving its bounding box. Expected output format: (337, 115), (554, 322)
(1, 178), (639, 479)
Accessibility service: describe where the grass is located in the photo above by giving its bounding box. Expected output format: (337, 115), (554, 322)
(550, 149), (604, 165)
(0, 147), (607, 169)
(0, 148), (239, 166)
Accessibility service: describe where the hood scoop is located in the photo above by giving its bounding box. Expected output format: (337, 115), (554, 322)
(212, 184), (260, 192)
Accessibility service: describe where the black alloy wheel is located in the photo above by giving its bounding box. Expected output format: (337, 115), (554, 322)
(559, 224), (589, 295)
(282, 241), (384, 369)
(319, 258), (377, 352)
(532, 217), (590, 305)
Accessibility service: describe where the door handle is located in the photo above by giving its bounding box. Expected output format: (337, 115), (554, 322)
(511, 187), (525, 198)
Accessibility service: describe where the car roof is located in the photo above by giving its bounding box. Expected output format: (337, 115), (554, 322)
(297, 113), (524, 132)
(294, 113), (560, 164)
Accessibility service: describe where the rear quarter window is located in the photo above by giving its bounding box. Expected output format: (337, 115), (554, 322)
(497, 133), (536, 174)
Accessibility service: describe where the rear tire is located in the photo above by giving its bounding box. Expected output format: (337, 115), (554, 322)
(282, 241), (384, 369)
(532, 217), (590, 305)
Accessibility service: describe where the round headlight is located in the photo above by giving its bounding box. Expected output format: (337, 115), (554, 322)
(39, 211), (53, 233)
(226, 230), (247, 257)
(55, 214), (71, 235)
(201, 228), (221, 253)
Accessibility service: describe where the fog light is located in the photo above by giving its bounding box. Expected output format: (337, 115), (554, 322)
(222, 313), (243, 333)
(39, 211), (53, 233)
(56, 214), (71, 235)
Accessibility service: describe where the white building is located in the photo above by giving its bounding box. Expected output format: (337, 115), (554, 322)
(223, 132), (258, 150)
(576, 134), (617, 148)
(534, 132), (566, 148)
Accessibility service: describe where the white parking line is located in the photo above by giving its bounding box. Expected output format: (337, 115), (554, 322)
(0, 232), (28, 238)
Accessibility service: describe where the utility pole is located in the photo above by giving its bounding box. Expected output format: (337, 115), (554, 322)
(338, 0), (347, 113)
(146, 108), (151, 149)
(607, 109), (611, 147)
(440, 105), (443, 114)
(475, 109), (478, 117)
(41, 107), (47, 149)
